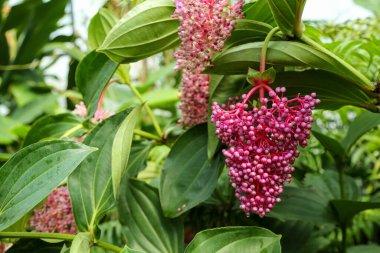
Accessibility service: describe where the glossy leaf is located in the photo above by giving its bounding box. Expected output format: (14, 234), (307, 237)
(68, 109), (133, 234)
(0, 140), (96, 231)
(112, 105), (142, 199)
(267, 0), (306, 37)
(268, 186), (336, 224)
(23, 113), (82, 147)
(244, 0), (275, 25)
(118, 179), (183, 253)
(273, 70), (376, 111)
(341, 110), (380, 152)
(331, 200), (380, 225)
(185, 227), (281, 253)
(126, 142), (152, 177)
(225, 19), (274, 48)
(88, 8), (118, 50)
(70, 233), (91, 253)
(99, 0), (180, 63)
(76, 51), (119, 116)
(160, 124), (223, 217)
(208, 41), (372, 91)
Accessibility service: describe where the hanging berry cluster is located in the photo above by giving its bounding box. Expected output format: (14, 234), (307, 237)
(29, 186), (77, 234)
(173, 0), (244, 126)
(211, 77), (320, 217)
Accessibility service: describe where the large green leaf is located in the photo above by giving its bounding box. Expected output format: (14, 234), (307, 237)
(341, 110), (380, 152)
(88, 8), (118, 50)
(185, 227), (281, 253)
(311, 131), (346, 163)
(160, 124), (223, 217)
(70, 233), (91, 253)
(99, 0), (180, 63)
(126, 142), (152, 177)
(268, 186), (336, 224)
(273, 70), (376, 111)
(267, 0), (306, 37)
(243, 0), (275, 25)
(68, 109), (133, 235)
(23, 113), (82, 147)
(76, 51), (118, 116)
(118, 179), (183, 253)
(0, 140), (95, 231)
(225, 19), (274, 49)
(208, 41), (373, 91)
(112, 105), (141, 199)
(331, 200), (380, 225)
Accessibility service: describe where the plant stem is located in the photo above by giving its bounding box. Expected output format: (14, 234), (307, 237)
(0, 232), (123, 252)
(127, 83), (163, 137)
(134, 129), (162, 141)
(61, 124), (83, 138)
(295, 0), (306, 37)
(300, 34), (374, 91)
(260, 27), (281, 73)
(341, 224), (347, 253)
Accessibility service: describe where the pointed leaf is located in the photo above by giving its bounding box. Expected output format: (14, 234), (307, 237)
(76, 51), (118, 116)
(112, 105), (142, 199)
(341, 110), (380, 152)
(118, 179), (183, 253)
(160, 124), (223, 217)
(23, 113), (82, 147)
(99, 0), (180, 63)
(208, 41), (374, 91)
(185, 227), (281, 253)
(0, 140), (96, 231)
(331, 200), (380, 225)
(68, 109), (133, 234)
(88, 8), (118, 50)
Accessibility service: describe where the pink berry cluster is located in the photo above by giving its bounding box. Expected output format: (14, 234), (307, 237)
(29, 186), (77, 234)
(211, 87), (320, 217)
(173, 0), (244, 126)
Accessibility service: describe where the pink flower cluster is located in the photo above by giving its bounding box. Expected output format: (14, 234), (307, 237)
(211, 87), (320, 217)
(73, 101), (112, 123)
(173, 0), (244, 126)
(29, 186), (77, 234)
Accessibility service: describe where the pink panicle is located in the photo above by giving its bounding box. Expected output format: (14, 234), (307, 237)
(29, 186), (77, 234)
(73, 101), (88, 118)
(173, 0), (244, 127)
(211, 87), (320, 217)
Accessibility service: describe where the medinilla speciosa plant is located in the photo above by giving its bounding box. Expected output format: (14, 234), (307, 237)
(2, 0), (380, 252)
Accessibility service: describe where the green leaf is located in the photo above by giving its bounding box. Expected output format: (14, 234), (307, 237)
(76, 51), (119, 116)
(70, 233), (91, 253)
(267, 0), (306, 37)
(353, 0), (380, 16)
(348, 245), (380, 253)
(207, 75), (246, 159)
(120, 246), (145, 253)
(0, 140), (96, 231)
(112, 105), (142, 199)
(341, 110), (380, 152)
(142, 88), (179, 109)
(23, 113), (82, 147)
(244, 0), (276, 25)
(331, 200), (380, 225)
(208, 41), (372, 91)
(160, 124), (223, 217)
(311, 131), (346, 162)
(0, 116), (23, 145)
(6, 239), (64, 253)
(225, 19), (274, 49)
(88, 8), (118, 50)
(0, 32), (9, 66)
(185, 227), (281, 253)
(68, 109), (134, 235)
(118, 179), (183, 253)
(99, 0), (180, 63)
(304, 171), (360, 201)
(273, 70), (376, 111)
(268, 186), (336, 224)
(126, 142), (152, 177)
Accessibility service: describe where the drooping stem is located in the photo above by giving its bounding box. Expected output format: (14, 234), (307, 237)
(0, 232), (123, 253)
(300, 34), (374, 91)
(260, 27), (281, 73)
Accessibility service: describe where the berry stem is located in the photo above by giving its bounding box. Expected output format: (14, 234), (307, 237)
(260, 27), (280, 73)
(0, 232), (123, 252)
